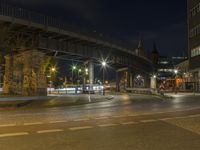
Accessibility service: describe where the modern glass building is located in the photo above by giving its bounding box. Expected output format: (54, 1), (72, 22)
(188, 0), (200, 91)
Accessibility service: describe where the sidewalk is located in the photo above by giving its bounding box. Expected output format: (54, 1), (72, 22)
(164, 92), (200, 98)
(0, 96), (52, 102)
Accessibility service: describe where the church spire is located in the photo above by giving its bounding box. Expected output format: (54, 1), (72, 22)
(134, 37), (146, 57)
(138, 38), (144, 49)
(152, 42), (159, 54)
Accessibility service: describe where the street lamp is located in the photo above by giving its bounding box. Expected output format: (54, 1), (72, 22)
(102, 61), (106, 67)
(72, 65), (77, 85)
(50, 67), (56, 94)
(102, 61), (107, 84)
(174, 69), (178, 93)
(85, 68), (88, 75)
(51, 67), (56, 72)
(174, 69), (178, 75)
(73, 66), (77, 70)
(78, 69), (82, 85)
(101, 61), (107, 95)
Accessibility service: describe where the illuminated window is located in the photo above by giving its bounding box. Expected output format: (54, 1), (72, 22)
(160, 61), (169, 64)
(191, 46), (200, 57)
(190, 3), (200, 17)
(190, 24), (200, 38)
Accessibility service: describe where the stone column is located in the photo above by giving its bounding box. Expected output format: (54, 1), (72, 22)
(116, 71), (120, 92)
(22, 50), (47, 96)
(3, 55), (12, 94)
(129, 73), (133, 88)
(150, 77), (157, 89)
(3, 50), (47, 96)
(89, 60), (94, 84)
(125, 71), (130, 88)
(144, 74), (150, 88)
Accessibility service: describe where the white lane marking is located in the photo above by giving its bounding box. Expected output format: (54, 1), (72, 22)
(73, 118), (90, 122)
(113, 115), (125, 118)
(0, 124), (16, 127)
(37, 129), (64, 134)
(0, 132), (29, 138)
(24, 122), (43, 126)
(49, 120), (68, 124)
(121, 121), (137, 125)
(187, 114), (200, 118)
(127, 108), (200, 118)
(94, 117), (109, 120)
(140, 119), (157, 123)
(98, 123), (118, 127)
(69, 126), (93, 131)
(159, 118), (173, 121)
(173, 116), (189, 119)
(162, 114), (200, 120)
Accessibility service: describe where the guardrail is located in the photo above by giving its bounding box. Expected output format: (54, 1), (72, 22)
(126, 88), (156, 95)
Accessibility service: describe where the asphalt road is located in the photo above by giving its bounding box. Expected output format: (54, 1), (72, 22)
(0, 94), (199, 150)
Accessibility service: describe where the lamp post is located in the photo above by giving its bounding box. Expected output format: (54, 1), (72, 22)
(174, 69), (178, 94)
(50, 67), (56, 94)
(174, 69), (178, 75)
(102, 61), (107, 95)
(102, 61), (106, 83)
(72, 65), (76, 85)
(151, 74), (157, 90)
(78, 69), (82, 85)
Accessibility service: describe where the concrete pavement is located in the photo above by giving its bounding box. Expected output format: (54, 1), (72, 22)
(0, 109), (199, 150)
(0, 93), (199, 149)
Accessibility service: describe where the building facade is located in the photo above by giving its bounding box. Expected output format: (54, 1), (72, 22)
(0, 53), (4, 88)
(188, 0), (200, 91)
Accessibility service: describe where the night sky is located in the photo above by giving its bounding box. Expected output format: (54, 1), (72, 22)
(8, 0), (187, 57)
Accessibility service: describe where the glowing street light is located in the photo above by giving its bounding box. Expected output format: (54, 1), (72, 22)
(49, 67), (56, 94)
(73, 65), (77, 70)
(85, 68), (89, 75)
(101, 60), (107, 95)
(51, 67), (56, 72)
(77, 69), (82, 85)
(102, 61), (107, 67)
(101, 61), (107, 84)
(174, 69), (178, 75)
(72, 65), (77, 85)
(174, 69), (179, 93)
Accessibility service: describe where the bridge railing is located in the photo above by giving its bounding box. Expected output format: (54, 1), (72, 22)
(0, 2), (132, 50)
(0, 2), (153, 64)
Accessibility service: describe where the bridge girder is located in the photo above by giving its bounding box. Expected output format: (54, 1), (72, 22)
(0, 2), (154, 75)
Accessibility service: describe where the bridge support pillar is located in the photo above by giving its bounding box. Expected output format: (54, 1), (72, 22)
(89, 60), (94, 84)
(144, 74), (150, 88)
(125, 71), (130, 88)
(150, 77), (157, 89)
(116, 67), (134, 92)
(129, 73), (133, 88)
(116, 71), (120, 92)
(3, 50), (47, 96)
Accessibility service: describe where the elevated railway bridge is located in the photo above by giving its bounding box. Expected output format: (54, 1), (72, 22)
(0, 2), (154, 95)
